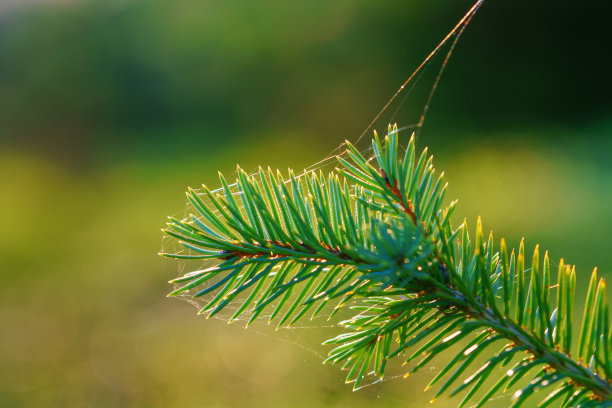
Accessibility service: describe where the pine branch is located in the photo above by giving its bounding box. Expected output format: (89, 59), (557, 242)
(161, 125), (612, 407)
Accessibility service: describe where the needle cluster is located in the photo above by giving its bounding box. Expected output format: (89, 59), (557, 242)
(162, 126), (612, 407)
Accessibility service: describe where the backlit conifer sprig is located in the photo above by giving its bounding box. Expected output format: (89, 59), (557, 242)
(161, 125), (612, 407)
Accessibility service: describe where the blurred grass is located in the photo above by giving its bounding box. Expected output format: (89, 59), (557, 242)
(1, 0), (611, 407)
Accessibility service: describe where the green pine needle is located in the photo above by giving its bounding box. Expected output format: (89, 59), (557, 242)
(162, 125), (612, 406)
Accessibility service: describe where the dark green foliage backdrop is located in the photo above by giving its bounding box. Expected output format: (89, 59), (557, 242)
(0, 1), (611, 407)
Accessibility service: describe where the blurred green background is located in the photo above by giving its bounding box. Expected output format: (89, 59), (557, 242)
(1, 0), (611, 407)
